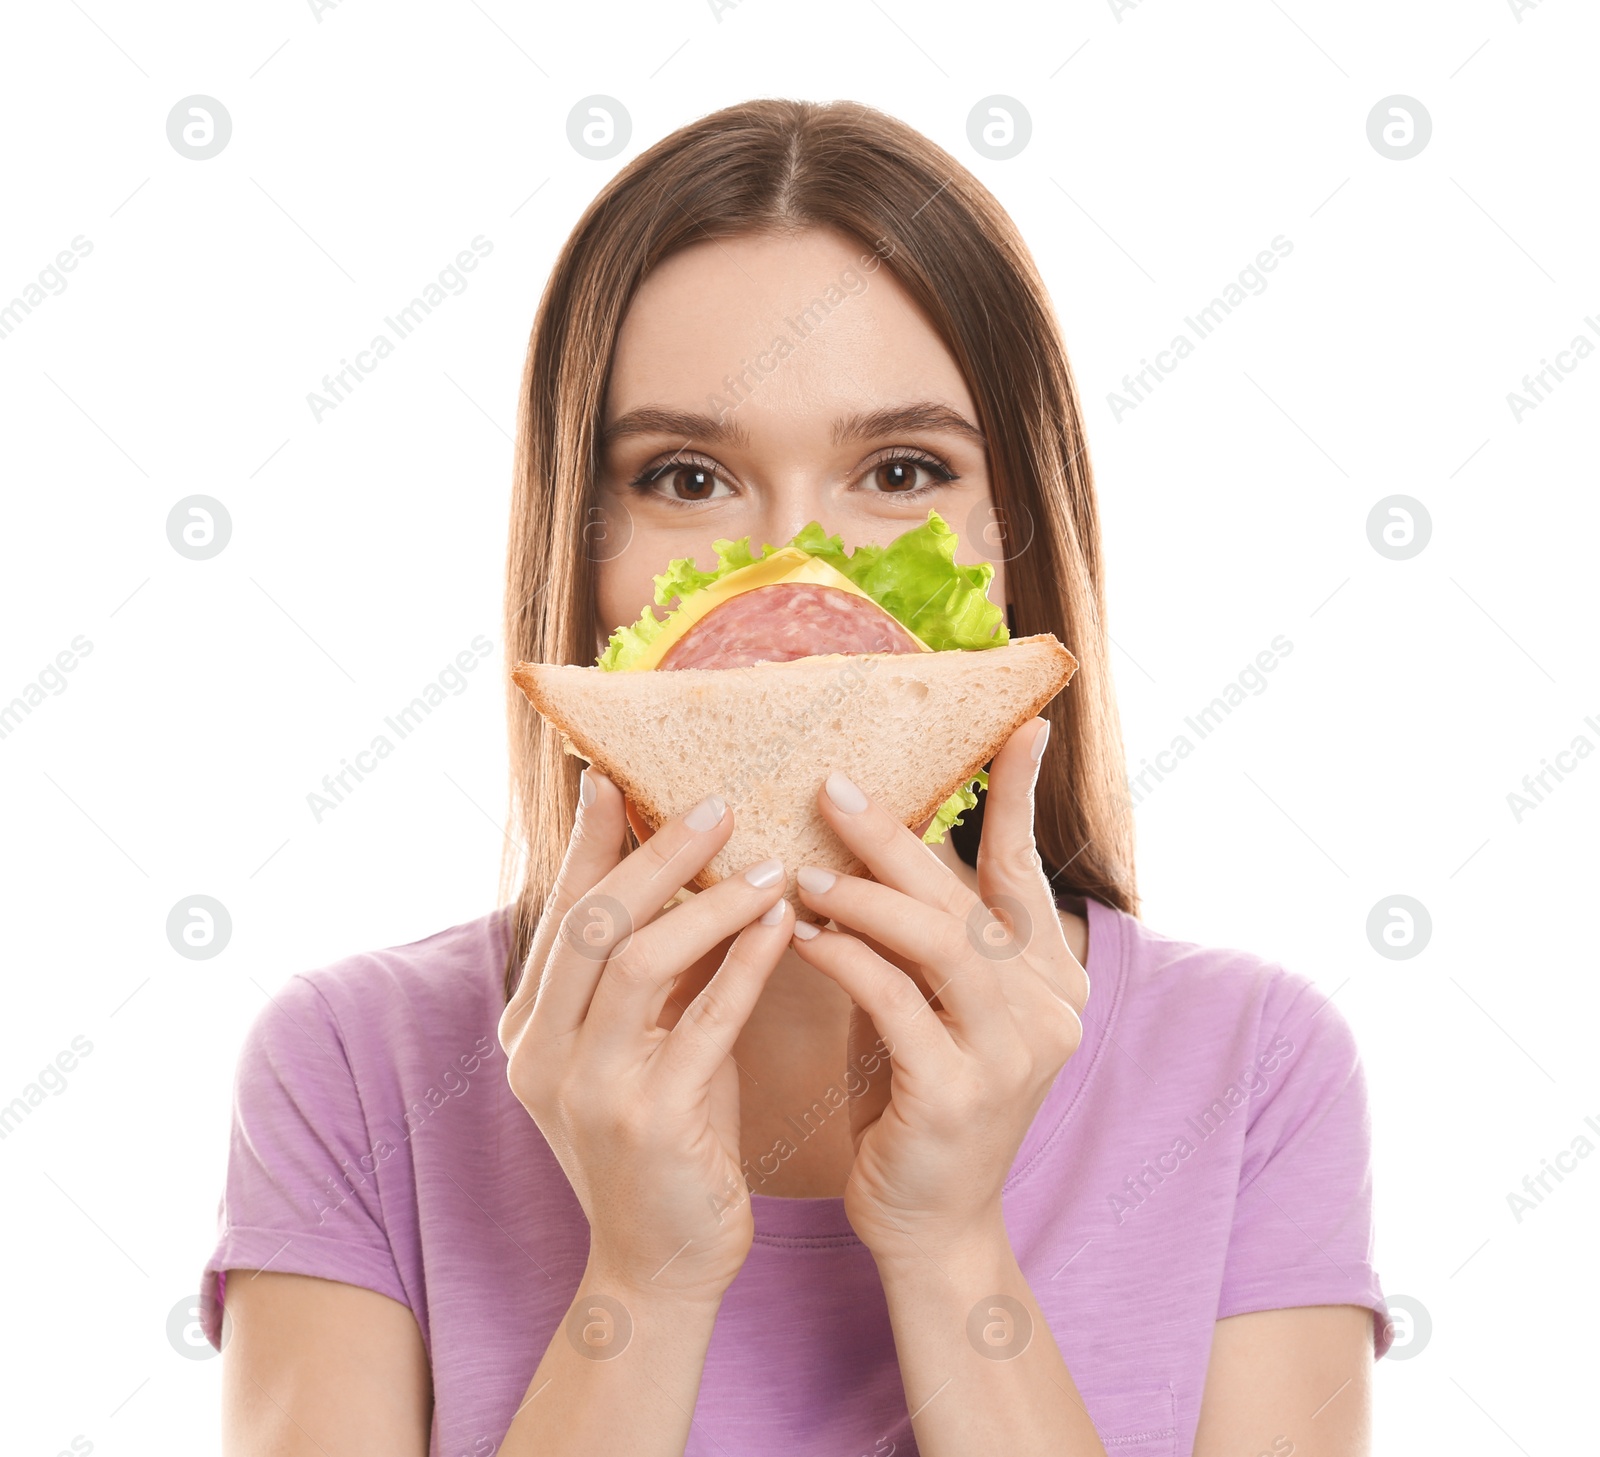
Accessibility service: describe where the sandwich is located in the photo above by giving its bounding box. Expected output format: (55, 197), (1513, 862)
(512, 509), (1076, 922)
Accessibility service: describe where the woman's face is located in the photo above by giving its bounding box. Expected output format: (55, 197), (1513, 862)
(592, 227), (1005, 648)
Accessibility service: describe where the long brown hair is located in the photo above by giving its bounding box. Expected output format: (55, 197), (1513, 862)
(501, 98), (1137, 998)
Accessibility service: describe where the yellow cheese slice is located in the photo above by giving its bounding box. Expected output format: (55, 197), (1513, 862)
(621, 546), (934, 672)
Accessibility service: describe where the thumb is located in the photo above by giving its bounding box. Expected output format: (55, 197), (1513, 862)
(514, 767), (627, 1015)
(975, 717), (1055, 910)
(553, 767), (628, 908)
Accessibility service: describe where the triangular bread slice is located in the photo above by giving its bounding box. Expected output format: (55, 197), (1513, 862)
(512, 634), (1077, 923)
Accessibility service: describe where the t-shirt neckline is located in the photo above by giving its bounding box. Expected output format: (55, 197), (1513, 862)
(748, 893), (1124, 1246)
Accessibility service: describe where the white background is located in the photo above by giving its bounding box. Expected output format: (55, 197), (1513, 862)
(2, 0), (1595, 1453)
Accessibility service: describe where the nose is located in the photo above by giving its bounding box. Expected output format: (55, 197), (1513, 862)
(742, 481), (830, 556)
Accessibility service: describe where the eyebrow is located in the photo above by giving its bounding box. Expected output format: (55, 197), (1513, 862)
(598, 400), (987, 452)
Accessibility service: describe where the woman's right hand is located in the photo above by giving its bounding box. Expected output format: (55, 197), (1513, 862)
(498, 767), (792, 1307)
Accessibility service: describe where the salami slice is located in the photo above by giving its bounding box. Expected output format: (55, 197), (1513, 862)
(657, 583), (925, 670)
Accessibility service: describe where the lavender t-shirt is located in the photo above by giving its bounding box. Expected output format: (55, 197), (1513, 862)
(200, 896), (1391, 1456)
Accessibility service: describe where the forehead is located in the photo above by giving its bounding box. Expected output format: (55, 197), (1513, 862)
(603, 227), (976, 428)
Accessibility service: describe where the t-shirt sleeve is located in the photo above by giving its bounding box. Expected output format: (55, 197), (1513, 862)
(198, 972), (410, 1350)
(1216, 970), (1393, 1359)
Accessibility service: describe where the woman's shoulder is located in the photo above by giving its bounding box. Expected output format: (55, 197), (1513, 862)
(243, 907), (512, 1083)
(1087, 897), (1357, 1057)
(289, 906), (511, 1001)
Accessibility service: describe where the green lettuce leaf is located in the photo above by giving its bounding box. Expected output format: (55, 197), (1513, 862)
(922, 769), (987, 845)
(596, 509), (1008, 671)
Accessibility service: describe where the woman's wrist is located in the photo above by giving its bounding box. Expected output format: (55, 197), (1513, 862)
(581, 1246), (734, 1319)
(499, 1246), (730, 1454)
(865, 1208), (1017, 1295)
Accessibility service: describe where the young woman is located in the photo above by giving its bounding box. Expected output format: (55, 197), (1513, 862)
(203, 99), (1390, 1456)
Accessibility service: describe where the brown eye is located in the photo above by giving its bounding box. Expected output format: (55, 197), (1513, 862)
(669, 465), (715, 500)
(625, 456), (735, 509)
(649, 463), (729, 502)
(863, 455), (954, 495)
(873, 461), (919, 493)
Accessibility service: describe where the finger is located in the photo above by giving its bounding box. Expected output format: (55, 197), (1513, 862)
(855, 926), (939, 1009)
(974, 718), (1089, 1009)
(502, 766), (626, 1042)
(655, 897), (793, 1089)
(794, 870), (1002, 1033)
(843, 1000), (893, 1142)
(974, 718), (1053, 910)
(814, 768), (984, 922)
(582, 858), (789, 1059)
(786, 924), (955, 1077)
(527, 788), (738, 1040)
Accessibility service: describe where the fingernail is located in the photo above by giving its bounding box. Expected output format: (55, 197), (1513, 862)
(797, 865), (835, 894)
(743, 857), (784, 888)
(1031, 720), (1051, 763)
(759, 900), (786, 925)
(685, 795), (725, 832)
(579, 770), (596, 807)
(824, 771), (867, 813)
(792, 921), (820, 941)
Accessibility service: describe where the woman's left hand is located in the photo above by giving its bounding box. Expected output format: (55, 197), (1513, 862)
(788, 717), (1089, 1269)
